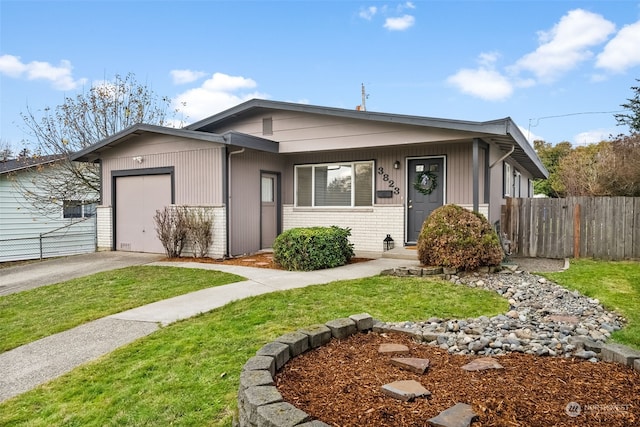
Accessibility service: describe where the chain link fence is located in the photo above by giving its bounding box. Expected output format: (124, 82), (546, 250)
(0, 217), (96, 263)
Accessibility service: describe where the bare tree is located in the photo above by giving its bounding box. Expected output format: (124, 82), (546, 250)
(16, 73), (182, 216)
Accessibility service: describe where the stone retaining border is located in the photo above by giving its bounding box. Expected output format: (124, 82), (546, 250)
(237, 313), (640, 427)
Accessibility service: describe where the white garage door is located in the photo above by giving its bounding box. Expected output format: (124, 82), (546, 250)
(115, 174), (172, 253)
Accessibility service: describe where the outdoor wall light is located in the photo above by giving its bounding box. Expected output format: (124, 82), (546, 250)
(394, 160), (401, 169)
(132, 156), (143, 163)
(383, 234), (395, 251)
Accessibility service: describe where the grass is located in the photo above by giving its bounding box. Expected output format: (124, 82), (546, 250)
(541, 259), (640, 350)
(0, 275), (508, 426)
(0, 266), (244, 352)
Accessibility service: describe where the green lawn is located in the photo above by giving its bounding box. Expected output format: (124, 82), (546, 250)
(541, 259), (640, 350)
(2, 259), (636, 426)
(0, 275), (508, 427)
(0, 266), (244, 352)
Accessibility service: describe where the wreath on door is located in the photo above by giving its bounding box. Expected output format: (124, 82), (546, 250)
(414, 170), (438, 195)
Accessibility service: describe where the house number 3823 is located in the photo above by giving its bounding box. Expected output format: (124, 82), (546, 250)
(377, 167), (401, 194)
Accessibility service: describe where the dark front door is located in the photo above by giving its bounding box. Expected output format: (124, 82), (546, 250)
(260, 172), (279, 249)
(407, 158), (444, 243)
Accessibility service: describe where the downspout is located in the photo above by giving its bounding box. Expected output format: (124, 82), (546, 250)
(489, 144), (515, 169)
(227, 147), (245, 257)
(472, 138), (479, 213)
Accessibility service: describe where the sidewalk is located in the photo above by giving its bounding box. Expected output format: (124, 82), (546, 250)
(0, 257), (417, 402)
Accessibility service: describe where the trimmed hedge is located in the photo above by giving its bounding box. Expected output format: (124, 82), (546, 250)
(417, 204), (503, 271)
(273, 226), (354, 271)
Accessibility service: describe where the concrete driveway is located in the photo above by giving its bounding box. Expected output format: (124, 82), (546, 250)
(0, 252), (163, 296)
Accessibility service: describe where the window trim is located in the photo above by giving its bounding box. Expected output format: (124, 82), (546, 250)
(294, 160), (375, 208)
(503, 162), (512, 198)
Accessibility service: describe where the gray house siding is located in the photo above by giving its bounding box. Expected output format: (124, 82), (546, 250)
(100, 134), (226, 206)
(73, 99), (547, 258)
(228, 148), (285, 255)
(0, 167), (96, 262)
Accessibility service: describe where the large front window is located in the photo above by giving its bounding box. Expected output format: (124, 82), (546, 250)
(295, 161), (373, 207)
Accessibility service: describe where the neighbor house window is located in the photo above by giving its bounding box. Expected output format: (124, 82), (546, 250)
(295, 161), (373, 207)
(63, 200), (97, 218)
(513, 170), (521, 198)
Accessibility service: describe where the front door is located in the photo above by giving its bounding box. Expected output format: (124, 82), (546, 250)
(407, 158), (444, 243)
(260, 172), (279, 249)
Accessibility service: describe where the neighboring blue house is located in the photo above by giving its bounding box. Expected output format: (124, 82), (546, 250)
(0, 155), (97, 262)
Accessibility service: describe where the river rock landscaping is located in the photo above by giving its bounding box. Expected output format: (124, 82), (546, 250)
(377, 269), (626, 359)
(271, 268), (639, 426)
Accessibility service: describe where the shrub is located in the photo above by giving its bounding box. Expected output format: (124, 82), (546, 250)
(417, 204), (503, 270)
(185, 208), (213, 258)
(273, 226), (354, 271)
(154, 206), (188, 258)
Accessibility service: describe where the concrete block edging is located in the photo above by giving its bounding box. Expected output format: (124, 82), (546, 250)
(237, 314), (369, 427)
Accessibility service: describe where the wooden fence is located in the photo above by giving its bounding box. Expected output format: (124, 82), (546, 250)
(500, 197), (640, 260)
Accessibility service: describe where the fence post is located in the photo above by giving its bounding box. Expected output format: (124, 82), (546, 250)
(573, 204), (581, 259)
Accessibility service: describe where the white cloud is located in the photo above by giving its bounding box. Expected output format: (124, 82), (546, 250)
(0, 54), (87, 90)
(359, 6), (377, 20)
(510, 9), (615, 83)
(384, 14), (415, 31)
(447, 52), (513, 101)
(596, 20), (640, 73)
(398, 1), (415, 11)
(573, 128), (613, 145)
(170, 69), (208, 84)
(174, 72), (268, 123)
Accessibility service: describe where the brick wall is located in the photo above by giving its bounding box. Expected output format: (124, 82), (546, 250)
(282, 205), (404, 253)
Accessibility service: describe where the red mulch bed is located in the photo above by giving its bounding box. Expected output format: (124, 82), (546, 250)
(275, 332), (640, 427)
(164, 252), (371, 270)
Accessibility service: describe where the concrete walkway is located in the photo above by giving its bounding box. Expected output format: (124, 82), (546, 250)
(0, 257), (418, 402)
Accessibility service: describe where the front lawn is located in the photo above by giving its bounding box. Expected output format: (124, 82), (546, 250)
(0, 275), (508, 426)
(0, 266), (245, 353)
(542, 259), (640, 350)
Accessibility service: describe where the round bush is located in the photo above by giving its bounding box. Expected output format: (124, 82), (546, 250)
(417, 204), (503, 270)
(273, 226), (354, 271)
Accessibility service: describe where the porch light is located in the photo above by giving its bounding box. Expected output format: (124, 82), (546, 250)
(394, 160), (401, 169)
(383, 234), (395, 251)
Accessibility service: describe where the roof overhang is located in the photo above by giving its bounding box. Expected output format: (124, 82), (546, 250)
(71, 124), (278, 162)
(0, 154), (66, 175)
(187, 99), (548, 179)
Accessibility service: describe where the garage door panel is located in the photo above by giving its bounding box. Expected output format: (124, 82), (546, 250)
(115, 174), (171, 253)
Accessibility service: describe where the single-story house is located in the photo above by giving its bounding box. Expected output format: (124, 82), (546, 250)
(0, 155), (97, 262)
(72, 99), (548, 258)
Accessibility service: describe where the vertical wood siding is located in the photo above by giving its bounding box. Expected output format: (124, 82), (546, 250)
(229, 149), (286, 255)
(100, 135), (225, 206)
(282, 142), (478, 207)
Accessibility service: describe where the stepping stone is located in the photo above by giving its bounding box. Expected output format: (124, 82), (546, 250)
(548, 314), (580, 324)
(390, 357), (430, 374)
(378, 343), (410, 354)
(381, 380), (430, 402)
(428, 403), (478, 427)
(461, 357), (504, 371)
(255, 262), (270, 266)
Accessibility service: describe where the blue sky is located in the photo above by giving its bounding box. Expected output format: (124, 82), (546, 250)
(1, 0), (640, 152)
